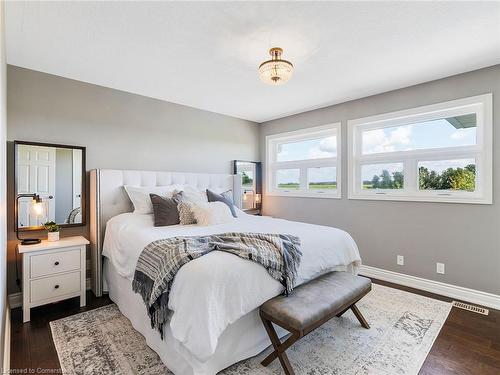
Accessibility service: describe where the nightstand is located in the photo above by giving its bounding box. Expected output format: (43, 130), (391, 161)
(244, 208), (262, 216)
(18, 235), (89, 323)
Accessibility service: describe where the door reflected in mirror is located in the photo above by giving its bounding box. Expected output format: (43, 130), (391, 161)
(15, 141), (86, 230)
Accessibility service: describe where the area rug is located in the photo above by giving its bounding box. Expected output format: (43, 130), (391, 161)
(50, 284), (451, 375)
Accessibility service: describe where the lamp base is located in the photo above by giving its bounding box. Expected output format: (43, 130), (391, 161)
(21, 238), (41, 245)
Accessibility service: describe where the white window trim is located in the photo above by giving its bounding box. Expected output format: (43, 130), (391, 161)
(347, 94), (492, 204)
(266, 123), (341, 199)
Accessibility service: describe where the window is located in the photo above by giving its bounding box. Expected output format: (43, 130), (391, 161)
(266, 123), (341, 198)
(348, 94), (492, 204)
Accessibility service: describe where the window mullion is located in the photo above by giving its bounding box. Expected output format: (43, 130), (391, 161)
(354, 162), (361, 194)
(405, 159), (417, 194)
(268, 164), (276, 193)
(300, 167), (307, 191)
(474, 155), (484, 196)
(273, 158), (336, 169)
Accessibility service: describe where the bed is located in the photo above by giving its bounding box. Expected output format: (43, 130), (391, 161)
(90, 169), (361, 375)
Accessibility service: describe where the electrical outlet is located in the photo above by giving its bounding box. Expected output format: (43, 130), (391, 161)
(436, 262), (445, 274)
(397, 255), (404, 266)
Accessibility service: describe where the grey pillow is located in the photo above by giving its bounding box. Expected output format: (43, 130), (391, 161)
(206, 189), (237, 218)
(149, 191), (184, 227)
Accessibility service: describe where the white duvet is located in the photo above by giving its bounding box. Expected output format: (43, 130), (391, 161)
(102, 212), (361, 362)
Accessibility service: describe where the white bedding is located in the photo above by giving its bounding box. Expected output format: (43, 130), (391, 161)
(102, 212), (361, 363)
(105, 259), (289, 375)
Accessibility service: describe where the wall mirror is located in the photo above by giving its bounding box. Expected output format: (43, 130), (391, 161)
(15, 141), (86, 230)
(233, 160), (261, 211)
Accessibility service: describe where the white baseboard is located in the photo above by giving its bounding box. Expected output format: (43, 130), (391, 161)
(8, 277), (92, 309)
(3, 302), (10, 372)
(360, 265), (500, 310)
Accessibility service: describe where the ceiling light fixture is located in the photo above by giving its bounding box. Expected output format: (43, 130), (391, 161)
(258, 47), (293, 85)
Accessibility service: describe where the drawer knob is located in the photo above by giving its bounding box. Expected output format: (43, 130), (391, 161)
(54, 284), (60, 289)
(54, 261), (60, 266)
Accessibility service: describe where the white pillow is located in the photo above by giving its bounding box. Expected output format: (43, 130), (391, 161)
(176, 185), (208, 204)
(124, 185), (181, 214)
(191, 202), (234, 226)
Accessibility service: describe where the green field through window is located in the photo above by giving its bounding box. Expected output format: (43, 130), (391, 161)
(277, 183), (300, 189)
(308, 182), (336, 189)
(277, 182), (337, 189)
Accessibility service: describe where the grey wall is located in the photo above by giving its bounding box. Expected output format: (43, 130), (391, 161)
(260, 65), (500, 295)
(55, 148), (74, 223)
(6, 65), (259, 294)
(6, 63), (500, 298)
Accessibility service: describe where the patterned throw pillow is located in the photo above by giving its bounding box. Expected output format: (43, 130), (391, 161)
(178, 201), (197, 225)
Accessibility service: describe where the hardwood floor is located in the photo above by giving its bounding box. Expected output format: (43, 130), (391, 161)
(10, 281), (500, 374)
(10, 291), (112, 372)
(373, 280), (500, 375)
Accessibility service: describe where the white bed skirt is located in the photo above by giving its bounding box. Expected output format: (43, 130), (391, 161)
(104, 258), (286, 375)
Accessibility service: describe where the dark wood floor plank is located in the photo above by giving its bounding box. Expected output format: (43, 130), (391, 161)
(10, 281), (500, 374)
(440, 324), (492, 349)
(11, 291), (112, 371)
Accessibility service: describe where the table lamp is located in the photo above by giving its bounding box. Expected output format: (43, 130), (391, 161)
(15, 193), (44, 245)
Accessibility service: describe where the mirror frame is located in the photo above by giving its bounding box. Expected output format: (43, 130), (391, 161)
(233, 160), (262, 209)
(14, 140), (87, 231)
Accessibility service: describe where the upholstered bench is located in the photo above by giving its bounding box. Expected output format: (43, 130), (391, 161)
(259, 271), (372, 375)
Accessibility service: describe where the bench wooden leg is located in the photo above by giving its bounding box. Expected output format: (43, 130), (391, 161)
(351, 304), (370, 329)
(260, 314), (299, 375)
(336, 306), (350, 318)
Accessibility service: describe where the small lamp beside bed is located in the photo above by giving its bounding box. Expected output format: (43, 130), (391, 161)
(242, 190), (262, 215)
(15, 193), (44, 245)
(243, 190), (255, 209)
(243, 191), (261, 206)
(255, 193), (261, 209)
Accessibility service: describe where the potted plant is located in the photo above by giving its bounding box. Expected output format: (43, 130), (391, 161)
(44, 221), (60, 242)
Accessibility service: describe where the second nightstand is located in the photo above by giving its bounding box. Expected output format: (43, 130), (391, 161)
(19, 235), (89, 323)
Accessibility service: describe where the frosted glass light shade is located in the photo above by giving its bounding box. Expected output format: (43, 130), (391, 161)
(258, 48), (293, 85)
(32, 200), (44, 216)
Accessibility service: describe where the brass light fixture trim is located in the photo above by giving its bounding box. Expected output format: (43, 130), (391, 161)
(258, 47), (294, 85)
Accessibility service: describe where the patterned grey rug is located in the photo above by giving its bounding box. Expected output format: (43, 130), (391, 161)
(50, 284), (451, 375)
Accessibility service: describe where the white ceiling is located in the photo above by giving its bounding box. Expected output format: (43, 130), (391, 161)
(5, 1), (500, 123)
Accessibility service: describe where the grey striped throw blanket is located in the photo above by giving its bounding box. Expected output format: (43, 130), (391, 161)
(132, 232), (302, 338)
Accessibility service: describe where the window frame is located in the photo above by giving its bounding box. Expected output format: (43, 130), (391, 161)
(266, 123), (341, 199)
(347, 94), (492, 204)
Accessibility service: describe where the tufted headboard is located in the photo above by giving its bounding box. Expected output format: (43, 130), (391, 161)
(89, 169), (242, 296)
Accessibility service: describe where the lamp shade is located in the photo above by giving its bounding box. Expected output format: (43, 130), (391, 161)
(32, 198), (44, 217)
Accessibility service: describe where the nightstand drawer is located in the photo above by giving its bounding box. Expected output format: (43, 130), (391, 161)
(30, 271), (81, 304)
(30, 248), (81, 278)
